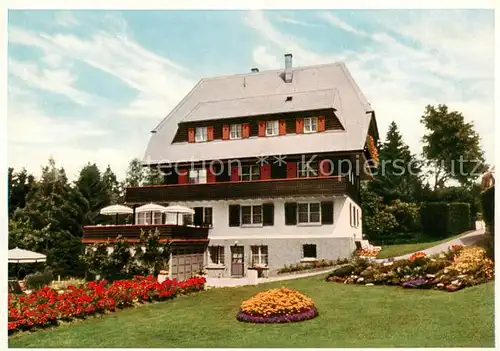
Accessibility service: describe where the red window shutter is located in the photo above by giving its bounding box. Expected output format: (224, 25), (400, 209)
(230, 166), (239, 181)
(260, 164), (271, 180)
(286, 162), (297, 178)
(188, 128), (195, 143)
(222, 125), (230, 140)
(258, 121), (266, 137)
(279, 120), (286, 135)
(296, 119), (304, 134)
(178, 168), (188, 184)
(318, 116), (326, 132)
(319, 159), (331, 177)
(206, 167), (216, 183)
(207, 126), (214, 141)
(242, 123), (250, 138)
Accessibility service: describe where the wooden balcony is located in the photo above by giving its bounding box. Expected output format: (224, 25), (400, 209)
(124, 176), (358, 204)
(82, 224), (209, 246)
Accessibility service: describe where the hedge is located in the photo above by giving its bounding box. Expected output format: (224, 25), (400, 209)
(481, 186), (495, 232)
(420, 202), (470, 238)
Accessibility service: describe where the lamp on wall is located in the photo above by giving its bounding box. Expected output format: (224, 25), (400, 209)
(234, 240), (238, 246)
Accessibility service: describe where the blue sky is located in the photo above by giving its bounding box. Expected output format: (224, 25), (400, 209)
(7, 9), (494, 181)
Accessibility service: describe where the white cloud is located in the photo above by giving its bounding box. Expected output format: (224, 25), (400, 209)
(275, 14), (321, 28)
(252, 46), (280, 70)
(54, 11), (79, 28)
(318, 12), (368, 36)
(8, 59), (96, 105)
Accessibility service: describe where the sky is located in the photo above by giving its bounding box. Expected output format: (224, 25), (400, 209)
(7, 9), (495, 181)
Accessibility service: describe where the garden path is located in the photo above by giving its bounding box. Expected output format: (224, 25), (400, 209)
(375, 228), (486, 263)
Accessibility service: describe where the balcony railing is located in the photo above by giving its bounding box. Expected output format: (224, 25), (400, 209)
(124, 176), (358, 204)
(82, 224), (209, 244)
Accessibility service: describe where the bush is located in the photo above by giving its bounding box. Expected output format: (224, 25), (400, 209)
(328, 264), (355, 278)
(24, 268), (53, 290)
(420, 202), (470, 238)
(448, 203), (471, 234)
(385, 200), (421, 233)
(481, 186), (495, 232)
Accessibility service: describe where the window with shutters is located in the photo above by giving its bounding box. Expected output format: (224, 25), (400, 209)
(304, 117), (318, 133)
(195, 127), (208, 142)
(189, 169), (207, 184)
(209, 246), (224, 265)
(240, 165), (260, 181)
(303, 244), (317, 259)
(266, 120), (279, 136)
(230, 124), (242, 140)
(250, 246), (268, 266)
(241, 205), (262, 225)
(298, 202), (321, 224)
(297, 161), (318, 178)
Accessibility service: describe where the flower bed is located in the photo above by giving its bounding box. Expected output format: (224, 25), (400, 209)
(236, 287), (318, 323)
(326, 245), (493, 292)
(277, 259), (347, 274)
(8, 275), (206, 334)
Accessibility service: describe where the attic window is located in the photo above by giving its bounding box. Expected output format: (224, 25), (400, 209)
(285, 96), (293, 102)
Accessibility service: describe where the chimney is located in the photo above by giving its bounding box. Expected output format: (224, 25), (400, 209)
(284, 53), (293, 83)
(251, 68), (259, 73)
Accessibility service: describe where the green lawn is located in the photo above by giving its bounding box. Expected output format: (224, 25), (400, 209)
(376, 231), (472, 259)
(9, 275), (494, 348)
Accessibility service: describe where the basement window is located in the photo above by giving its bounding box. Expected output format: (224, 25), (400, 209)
(285, 96), (293, 102)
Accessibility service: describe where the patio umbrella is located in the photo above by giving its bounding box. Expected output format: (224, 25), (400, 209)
(100, 204), (133, 224)
(136, 203), (168, 225)
(9, 247), (47, 263)
(163, 205), (195, 225)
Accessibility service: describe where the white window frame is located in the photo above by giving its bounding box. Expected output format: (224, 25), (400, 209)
(304, 117), (318, 133)
(241, 205), (263, 226)
(297, 161), (318, 178)
(136, 211), (162, 225)
(230, 124), (242, 140)
(240, 165), (260, 181)
(297, 202), (321, 225)
(265, 120), (279, 136)
(189, 169), (207, 184)
(250, 245), (268, 267)
(209, 246), (224, 265)
(195, 127), (208, 142)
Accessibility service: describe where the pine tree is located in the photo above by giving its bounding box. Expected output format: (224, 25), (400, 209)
(124, 158), (145, 187)
(76, 163), (112, 225)
(369, 121), (422, 202)
(102, 165), (122, 203)
(144, 166), (164, 185)
(8, 167), (36, 217)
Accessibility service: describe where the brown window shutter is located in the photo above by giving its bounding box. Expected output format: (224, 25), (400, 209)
(296, 118), (304, 134)
(258, 121), (266, 137)
(286, 161), (297, 178)
(319, 159), (331, 177)
(188, 128), (195, 143)
(222, 125), (230, 140)
(229, 205), (240, 227)
(207, 126), (214, 141)
(242, 123), (250, 138)
(279, 120), (286, 135)
(263, 203), (274, 226)
(284, 202), (297, 225)
(321, 201), (334, 224)
(318, 116), (326, 132)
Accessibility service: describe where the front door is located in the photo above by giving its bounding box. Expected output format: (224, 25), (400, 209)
(231, 246), (244, 277)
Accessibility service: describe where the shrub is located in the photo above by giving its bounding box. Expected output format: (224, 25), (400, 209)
(481, 186), (494, 232)
(328, 264), (355, 278)
(385, 200), (421, 233)
(420, 202), (470, 238)
(25, 268), (53, 290)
